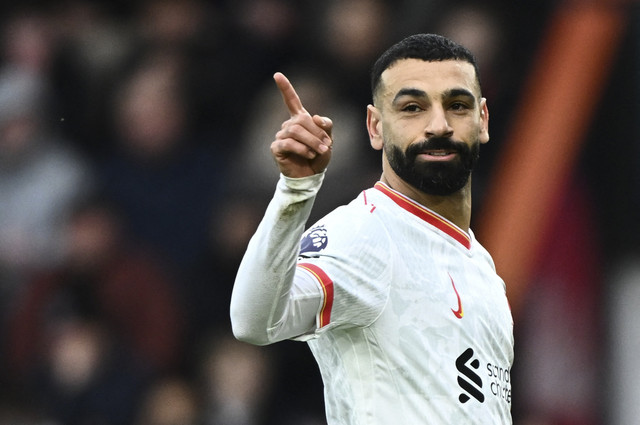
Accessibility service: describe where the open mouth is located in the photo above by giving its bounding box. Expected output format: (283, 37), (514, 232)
(426, 150), (456, 156)
(419, 149), (458, 160)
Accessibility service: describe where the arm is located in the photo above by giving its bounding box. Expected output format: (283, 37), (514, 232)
(230, 173), (324, 345)
(230, 73), (334, 345)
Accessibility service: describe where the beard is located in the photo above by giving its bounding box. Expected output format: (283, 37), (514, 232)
(385, 137), (480, 196)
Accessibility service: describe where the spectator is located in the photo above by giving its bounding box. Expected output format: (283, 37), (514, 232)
(31, 317), (148, 425)
(0, 67), (93, 300)
(5, 194), (185, 423)
(0, 9), (58, 75)
(48, 0), (136, 157)
(306, 0), (394, 110)
(98, 50), (227, 277)
(135, 375), (200, 425)
(195, 331), (323, 425)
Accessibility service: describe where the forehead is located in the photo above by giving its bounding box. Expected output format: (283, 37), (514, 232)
(379, 58), (479, 102)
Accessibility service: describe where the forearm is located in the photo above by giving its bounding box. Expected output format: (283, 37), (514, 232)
(230, 172), (325, 345)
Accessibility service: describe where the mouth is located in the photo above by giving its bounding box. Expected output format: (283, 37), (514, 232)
(418, 149), (458, 161)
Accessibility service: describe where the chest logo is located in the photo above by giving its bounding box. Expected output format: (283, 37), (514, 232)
(450, 274), (464, 319)
(456, 348), (485, 403)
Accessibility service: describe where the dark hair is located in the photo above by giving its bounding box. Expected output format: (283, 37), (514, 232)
(370, 33), (480, 101)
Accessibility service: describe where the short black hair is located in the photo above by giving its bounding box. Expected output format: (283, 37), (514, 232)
(370, 33), (480, 101)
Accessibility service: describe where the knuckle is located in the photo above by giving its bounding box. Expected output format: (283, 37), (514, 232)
(286, 125), (305, 140)
(291, 113), (311, 125)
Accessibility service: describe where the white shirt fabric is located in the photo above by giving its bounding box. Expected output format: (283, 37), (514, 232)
(231, 173), (514, 425)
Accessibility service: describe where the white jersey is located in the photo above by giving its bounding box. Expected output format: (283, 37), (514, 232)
(231, 174), (514, 425)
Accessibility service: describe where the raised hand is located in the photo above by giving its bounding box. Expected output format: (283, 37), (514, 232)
(271, 72), (333, 178)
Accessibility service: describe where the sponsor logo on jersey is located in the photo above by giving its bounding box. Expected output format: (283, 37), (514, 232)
(456, 348), (512, 405)
(300, 225), (328, 254)
(456, 348), (484, 403)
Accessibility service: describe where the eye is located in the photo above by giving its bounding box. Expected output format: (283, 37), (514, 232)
(401, 104), (423, 112)
(450, 102), (468, 111)
(449, 101), (473, 114)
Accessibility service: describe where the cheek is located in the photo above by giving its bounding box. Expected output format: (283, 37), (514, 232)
(382, 120), (417, 147)
(454, 119), (483, 142)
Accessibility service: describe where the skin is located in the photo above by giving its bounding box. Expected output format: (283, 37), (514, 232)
(271, 59), (489, 232)
(271, 72), (333, 178)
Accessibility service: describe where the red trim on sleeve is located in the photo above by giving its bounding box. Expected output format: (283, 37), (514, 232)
(298, 263), (334, 328)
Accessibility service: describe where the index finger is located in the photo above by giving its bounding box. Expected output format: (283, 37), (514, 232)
(274, 72), (307, 117)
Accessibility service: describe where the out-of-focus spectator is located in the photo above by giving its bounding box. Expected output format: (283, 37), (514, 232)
(196, 332), (294, 425)
(33, 318), (147, 425)
(316, 0), (390, 72)
(197, 333), (273, 425)
(0, 67), (93, 299)
(191, 0), (303, 137)
(135, 0), (211, 50)
(49, 0), (135, 156)
(0, 9), (58, 75)
(5, 194), (185, 423)
(306, 0), (393, 109)
(135, 376), (200, 425)
(98, 50), (227, 277)
(435, 2), (504, 95)
(195, 331), (325, 425)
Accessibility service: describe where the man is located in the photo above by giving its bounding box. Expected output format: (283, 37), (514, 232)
(231, 34), (514, 424)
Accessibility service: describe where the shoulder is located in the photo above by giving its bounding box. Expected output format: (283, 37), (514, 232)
(469, 230), (498, 270)
(300, 188), (390, 256)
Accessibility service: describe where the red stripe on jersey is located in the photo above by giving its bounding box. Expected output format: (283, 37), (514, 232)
(374, 182), (471, 249)
(363, 190), (377, 213)
(298, 263), (334, 328)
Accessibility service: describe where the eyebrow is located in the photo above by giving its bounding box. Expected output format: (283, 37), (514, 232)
(444, 88), (477, 102)
(391, 87), (477, 106)
(392, 88), (427, 105)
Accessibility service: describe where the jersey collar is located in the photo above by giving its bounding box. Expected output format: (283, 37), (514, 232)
(374, 182), (471, 250)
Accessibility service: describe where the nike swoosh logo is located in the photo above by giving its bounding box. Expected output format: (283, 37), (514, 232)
(450, 274), (464, 319)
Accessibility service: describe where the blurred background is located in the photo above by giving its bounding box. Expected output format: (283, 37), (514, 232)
(0, 0), (637, 424)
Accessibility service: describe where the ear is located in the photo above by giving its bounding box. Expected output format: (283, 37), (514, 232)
(367, 104), (383, 150)
(479, 98), (490, 144)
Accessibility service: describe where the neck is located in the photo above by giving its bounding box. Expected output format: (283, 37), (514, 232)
(380, 169), (472, 233)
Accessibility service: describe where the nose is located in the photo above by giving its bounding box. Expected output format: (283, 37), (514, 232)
(425, 106), (453, 138)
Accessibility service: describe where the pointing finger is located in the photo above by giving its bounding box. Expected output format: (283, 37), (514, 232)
(274, 72), (307, 117)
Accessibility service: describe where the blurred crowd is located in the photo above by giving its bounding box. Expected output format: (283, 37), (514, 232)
(0, 0), (637, 425)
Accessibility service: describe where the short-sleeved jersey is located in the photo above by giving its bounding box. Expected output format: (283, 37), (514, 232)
(296, 182), (514, 425)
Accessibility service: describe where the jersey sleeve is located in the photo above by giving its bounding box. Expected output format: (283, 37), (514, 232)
(294, 195), (392, 337)
(230, 173), (327, 345)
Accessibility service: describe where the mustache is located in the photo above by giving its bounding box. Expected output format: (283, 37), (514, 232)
(406, 137), (468, 156)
